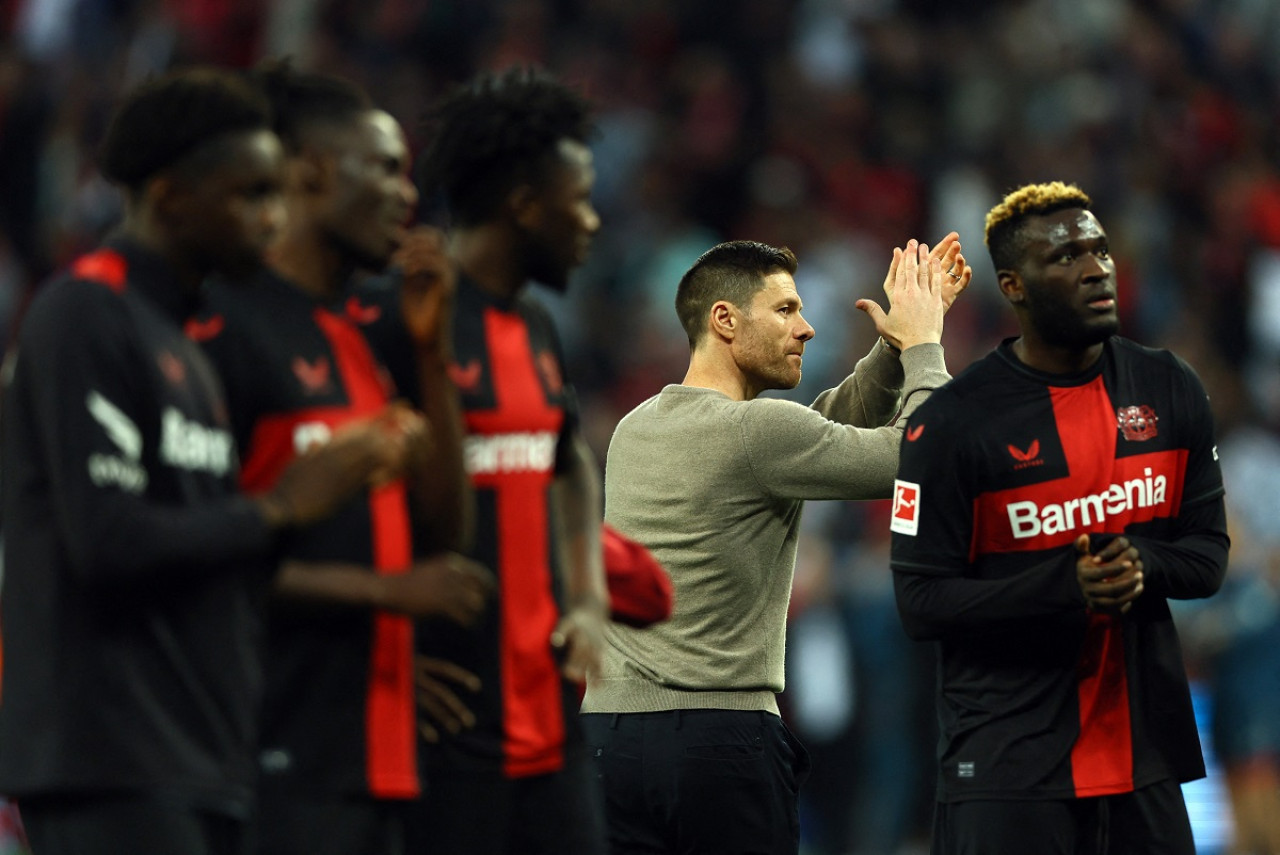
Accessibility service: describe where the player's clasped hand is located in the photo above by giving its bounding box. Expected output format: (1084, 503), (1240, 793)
(1075, 534), (1145, 615)
(376, 553), (495, 624)
(259, 408), (419, 528)
(369, 400), (433, 485)
(331, 402), (431, 488)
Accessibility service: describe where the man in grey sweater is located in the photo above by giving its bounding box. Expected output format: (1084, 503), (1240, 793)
(581, 236), (968, 855)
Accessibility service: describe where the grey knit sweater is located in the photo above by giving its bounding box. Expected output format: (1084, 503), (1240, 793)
(581, 340), (950, 715)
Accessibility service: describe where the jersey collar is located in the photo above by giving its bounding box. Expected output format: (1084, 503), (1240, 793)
(994, 336), (1114, 387)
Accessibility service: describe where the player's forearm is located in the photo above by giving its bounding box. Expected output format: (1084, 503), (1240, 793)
(273, 560), (382, 611)
(1126, 499), (1229, 600)
(410, 356), (475, 551)
(811, 337), (903, 427)
(67, 494), (275, 586)
(892, 555), (1083, 641)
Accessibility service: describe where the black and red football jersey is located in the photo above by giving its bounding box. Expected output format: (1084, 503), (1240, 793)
(890, 337), (1228, 803)
(0, 240), (277, 817)
(353, 273), (582, 779)
(193, 270), (418, 800)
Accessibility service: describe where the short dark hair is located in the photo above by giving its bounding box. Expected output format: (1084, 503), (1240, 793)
(99, 67), (272, 192)
(675, 240), (799, 348)
(251, 58), (373, 153)
(417, 67), (595, 226)
(984, 181), (1093, 271)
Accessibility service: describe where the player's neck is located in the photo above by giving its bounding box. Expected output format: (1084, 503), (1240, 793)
(1011, 336), (1105, 375)
(451, 226), (525, 300)
(116, 216), (206, 297)
(268, 233), (346, 302)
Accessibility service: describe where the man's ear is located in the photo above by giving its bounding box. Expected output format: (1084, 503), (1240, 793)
(293, 147), (332, 195)
(146, 173), (187, 222)
(997, 269), (1025, 305)
(709, 300), (737, 341)
(508, 183), (541, 229)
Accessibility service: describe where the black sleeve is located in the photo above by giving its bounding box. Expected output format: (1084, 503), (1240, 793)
(1126, 360), (1229, 599)
(892, 553), (1085, 641)
(889, 392), (973, 576)
(889, 393), (1084, 641)
(1127, 497), (1228, 600)
(18, 281), (273, 586)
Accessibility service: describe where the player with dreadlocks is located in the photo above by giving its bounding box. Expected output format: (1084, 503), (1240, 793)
(355, 66), (609, 855)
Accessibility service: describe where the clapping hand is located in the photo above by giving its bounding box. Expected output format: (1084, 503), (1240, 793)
(857, 238), (947, 352)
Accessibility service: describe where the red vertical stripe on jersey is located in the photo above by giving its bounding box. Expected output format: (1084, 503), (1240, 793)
(314, 309), (419, 799)
(1048, 378), (1134, 796)
(466, 308), (565, 779)
(1073, 613), (1133, 795)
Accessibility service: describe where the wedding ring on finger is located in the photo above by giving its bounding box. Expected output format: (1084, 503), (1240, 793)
(946, 267), (962, 281)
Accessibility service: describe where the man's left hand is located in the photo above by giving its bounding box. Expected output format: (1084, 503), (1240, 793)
(550, 603), (606, 683)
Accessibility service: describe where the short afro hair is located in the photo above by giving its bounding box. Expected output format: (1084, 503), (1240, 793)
(417, 67), (596, 226)
(99, 66), (272, 192)
(675, 240), (798, 348)
(984, 181), (1093, 271)
(251, 57), (373, 152)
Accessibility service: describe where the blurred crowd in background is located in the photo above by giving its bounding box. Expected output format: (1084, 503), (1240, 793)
(1, 0), (1279, 853)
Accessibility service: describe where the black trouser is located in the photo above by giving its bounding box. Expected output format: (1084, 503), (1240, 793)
(20, 793), (249, 855)
(249, 778), (405, 855)
(931, 777), (1196, 855)
(582, 709), (812, 855)
(403, 737), (606, 855)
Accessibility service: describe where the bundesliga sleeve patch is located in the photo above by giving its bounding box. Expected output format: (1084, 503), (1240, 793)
(890, 479), (920, 536)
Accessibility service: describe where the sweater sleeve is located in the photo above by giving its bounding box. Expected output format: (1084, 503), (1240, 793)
(739, 342), (950, 502)
(810, 338), (903, 427)
(812, 341), (950, 427)
(737, 345), (936, 501)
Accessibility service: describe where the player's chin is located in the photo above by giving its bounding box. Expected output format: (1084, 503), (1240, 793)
(1084, 316), (1120, 343)
(350, 242), (397, 273)
(217, 250), (267, 280)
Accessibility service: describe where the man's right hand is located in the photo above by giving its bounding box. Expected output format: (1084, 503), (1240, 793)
(374, 553), (495, 623)
(857, 238), (948, 351)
